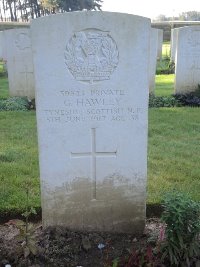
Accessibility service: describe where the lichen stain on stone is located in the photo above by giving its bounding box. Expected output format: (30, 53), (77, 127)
(41, 172), (146, 234)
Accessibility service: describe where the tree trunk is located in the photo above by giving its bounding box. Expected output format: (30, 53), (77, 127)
(2, 0), (6, 20)
(13, 0), (18, 21)
(7, 0), (15, 21)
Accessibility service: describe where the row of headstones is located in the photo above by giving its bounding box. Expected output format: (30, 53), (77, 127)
(170, 26), (200, 94)
(0, 12), (155, 234)
(0, 12), (198, 234)
(1, 24), (200, 100)
(0, 25), (163, 99)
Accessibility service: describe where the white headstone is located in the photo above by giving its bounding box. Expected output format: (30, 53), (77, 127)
(175, 26), (200, 94)
(4, 28), (35, 99)
(31, 12), (150, 234)
(149, 28), (158, 93)
(0, 31), (4, 59)
(157, 29), (163, 59)
(170, 28), (179, 62)
(0, 31), (7, 61)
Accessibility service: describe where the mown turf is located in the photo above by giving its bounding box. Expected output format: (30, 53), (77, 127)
(0, 77), (9, 99)
(0, 60), (9, 99)
(148, 107), (200, 203)
(155, 74), (174, 96)
(0, 111), (40, 213)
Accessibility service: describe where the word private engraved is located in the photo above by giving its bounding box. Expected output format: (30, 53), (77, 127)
(65, 29), (119, 83)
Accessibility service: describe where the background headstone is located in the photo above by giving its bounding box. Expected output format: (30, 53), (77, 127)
(157, 29), (163, 59)
(0, 31), (3, 59)
(4, 28), (35, 99)
(175, 26), (200, 94)
(149, 28), (158, 93)
(170, 28), (179, 62)
(31, 11), (150, 234)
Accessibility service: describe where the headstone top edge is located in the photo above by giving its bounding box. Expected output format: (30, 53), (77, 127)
(178, 25), (200, 31)
(3, 28), (29, 34)
(30, 11), (151, 26)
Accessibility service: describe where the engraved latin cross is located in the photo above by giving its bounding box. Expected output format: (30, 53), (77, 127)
(71, 128), (117, 200)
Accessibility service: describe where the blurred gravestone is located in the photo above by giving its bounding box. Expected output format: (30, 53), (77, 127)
(4, 28), (35, 99)
(0, 31), (3, 59)
(170, 28), (179, 62)
(175, 26), (200, 94)
(149, 28), (158, 93)
(157, 29), (163, 59)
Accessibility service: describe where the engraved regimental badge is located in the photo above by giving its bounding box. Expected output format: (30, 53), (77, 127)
(65, 29), (119, 83)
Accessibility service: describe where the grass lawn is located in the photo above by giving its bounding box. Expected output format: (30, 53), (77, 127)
(155, 74), (174, 96)
(0, 61), (4, 72)
(0, 77), (9, 99)
(155, 42), (177, 97)
(148, 107), (200, 203)
(0, 72), (200, 214)
(0, 111), (40, 213)
(0, 60), (9, 99)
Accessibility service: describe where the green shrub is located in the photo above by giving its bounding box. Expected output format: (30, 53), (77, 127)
(149, 94), (181, 108)
(160, 190), (200, 266)
(0, 72), (7, 78)
(174, 85), (200, 107)
(0, 97), (29, 111)
(156, 57), (175, 75)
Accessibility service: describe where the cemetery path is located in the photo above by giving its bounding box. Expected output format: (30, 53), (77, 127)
(0, 218), (163, 267)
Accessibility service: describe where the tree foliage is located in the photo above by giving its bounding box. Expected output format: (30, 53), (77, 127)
(0, 0), (102, 21)
(154, 11), (200, 21)
(59, 0), (101, 12)
(179, 11), (200, 21)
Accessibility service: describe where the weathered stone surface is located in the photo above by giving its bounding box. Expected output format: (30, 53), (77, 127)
(157, 29), (163, 59)
(175, 26), (200, 94)
(31, 12), (150, 234)
(170, 28), (179, 62)
(0, 31), (4, 59)
(149, 28), (158, 93)
(4, 28), (35, 99)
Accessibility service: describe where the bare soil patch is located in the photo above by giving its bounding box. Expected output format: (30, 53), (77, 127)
(0, 218), (163, 267)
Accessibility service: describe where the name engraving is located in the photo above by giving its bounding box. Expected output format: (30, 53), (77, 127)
(42, 88), (145, 124)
